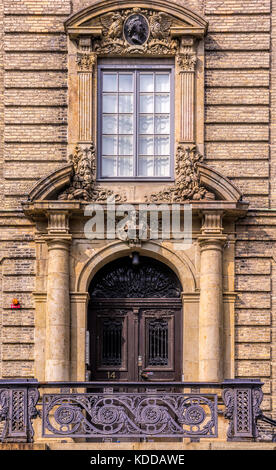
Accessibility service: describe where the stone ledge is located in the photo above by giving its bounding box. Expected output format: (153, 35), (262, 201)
(43, 441), (276, 451)
(0, 443), (49, 451)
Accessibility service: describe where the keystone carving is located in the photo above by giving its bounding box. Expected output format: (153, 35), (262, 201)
(146, 145), (215, 203)
(58, 144), (125, 202)
(93, 8), (179, 56)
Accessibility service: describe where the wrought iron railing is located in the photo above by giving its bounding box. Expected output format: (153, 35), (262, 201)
(0, 379), (268, 443)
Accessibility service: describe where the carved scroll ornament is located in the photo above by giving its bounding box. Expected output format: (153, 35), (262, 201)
(58, 144), (125, 202)
(93, 8), (179, 55)
(146, 145), (215, 203)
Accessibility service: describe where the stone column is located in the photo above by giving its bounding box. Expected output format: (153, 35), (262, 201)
(198, 211), (227, 382)
(45, 212), (71, 381)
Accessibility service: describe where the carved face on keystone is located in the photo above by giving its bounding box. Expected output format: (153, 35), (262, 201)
(124, 14), (149, 45)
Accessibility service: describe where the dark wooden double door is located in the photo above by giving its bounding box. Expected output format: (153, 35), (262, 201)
(88, 299), (182, 383)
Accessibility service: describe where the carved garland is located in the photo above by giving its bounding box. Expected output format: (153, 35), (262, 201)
(146, 145), (215, 203)
(58, 144), (125, 202)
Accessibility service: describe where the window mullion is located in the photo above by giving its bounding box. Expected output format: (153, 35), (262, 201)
(116, 72), (119, 178)
(135, 69), (138, 178)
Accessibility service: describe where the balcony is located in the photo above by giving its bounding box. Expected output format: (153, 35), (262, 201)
(0, 379), (274, 446)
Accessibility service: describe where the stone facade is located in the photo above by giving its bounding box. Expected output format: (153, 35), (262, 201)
(0, 0), (276, 445)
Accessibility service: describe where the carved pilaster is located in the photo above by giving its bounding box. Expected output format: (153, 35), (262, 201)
(177, 37), (197, 143)
(77, 37), (96, 143)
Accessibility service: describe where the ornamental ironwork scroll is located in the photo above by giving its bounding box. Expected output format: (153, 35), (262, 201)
(0, 386), (40, 443)
(42, 392), (217, 439)
(222, 385), (263, 441)
(89, 256), (182, 299)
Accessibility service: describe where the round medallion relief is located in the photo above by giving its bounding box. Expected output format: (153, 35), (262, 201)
(124, 14), (149, 46)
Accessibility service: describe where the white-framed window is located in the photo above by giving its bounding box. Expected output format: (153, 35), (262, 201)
(98, 63), (174, 180)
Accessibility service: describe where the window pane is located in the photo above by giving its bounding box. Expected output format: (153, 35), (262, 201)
(102, 135), (117, 155)
(103, 94), (117, 113)
(140, 94), (154, 113)
(118, 136), (133, 155)
(119, 74), (133, 92)
(119, 115), (133, 134)
(155, 115), (170, 134)
(119, 94), (133, 113)
(140, 73), (154, 92)
(103, 74), (117, 92)
(118, 156), (133, 176)
(138, 156), (154, 176)
(139, 115), (154, 134)
(155, 94), (170, 113)
(155, 74), (170, 92)
(102, 156), (117, 177)
(155, 136), (170, 155)
(139, 136), (154, 155)
(102, 115), (117, 134)
(155, 157), (170, 177)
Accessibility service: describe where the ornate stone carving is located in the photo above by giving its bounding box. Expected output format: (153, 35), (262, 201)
(77, 52), (96, 72)
(124, 13), (149, 45)
(101, 12), (124, 39)
(58, 144), (125, 202)
(146, 145), (215, 203)
(93, 8), (178, 56)
(177, 53), (197, 72)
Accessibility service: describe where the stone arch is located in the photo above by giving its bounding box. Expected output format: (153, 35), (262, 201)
(24, 162), (242, 203)
(65, 0), (208, 34)
(76, 240), (197, 294)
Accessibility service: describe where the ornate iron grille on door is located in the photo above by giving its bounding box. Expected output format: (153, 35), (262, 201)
(101, 318), (123, 366)
(148, 318), (169, 366)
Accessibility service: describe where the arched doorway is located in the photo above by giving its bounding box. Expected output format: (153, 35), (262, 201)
(87, 255), (183, 382)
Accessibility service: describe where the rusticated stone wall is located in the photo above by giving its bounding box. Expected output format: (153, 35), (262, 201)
(0, 0), (275, 436)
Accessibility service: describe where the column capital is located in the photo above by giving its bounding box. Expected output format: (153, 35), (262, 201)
(45, 235), (72, 251)
(198, 235), (228, 251)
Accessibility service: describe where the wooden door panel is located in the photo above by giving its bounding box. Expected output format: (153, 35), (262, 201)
(139, 308), (181, 382)
(88, 303), (182, 383)
(89, 308), (135, 382)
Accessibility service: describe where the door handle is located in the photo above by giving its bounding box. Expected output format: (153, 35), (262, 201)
(140, 371), (154, 380)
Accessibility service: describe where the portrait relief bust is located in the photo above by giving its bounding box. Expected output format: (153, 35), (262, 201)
(124, 14), (149, 45)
